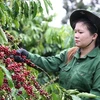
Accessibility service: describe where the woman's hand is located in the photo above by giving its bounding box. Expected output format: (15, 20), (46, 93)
(14, 48), (28, 62)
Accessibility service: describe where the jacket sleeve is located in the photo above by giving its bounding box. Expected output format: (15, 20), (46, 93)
(27, 50), (67, 73)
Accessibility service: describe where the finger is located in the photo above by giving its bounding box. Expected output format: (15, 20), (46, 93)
(16, 49), (22, 54)
(14, 56), (24, 62)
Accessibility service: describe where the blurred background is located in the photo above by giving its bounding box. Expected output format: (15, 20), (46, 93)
(0, 0), (100, 56)
(49, 0), (100, 27)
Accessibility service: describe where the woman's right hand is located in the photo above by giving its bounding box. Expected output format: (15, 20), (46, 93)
(14, 48), (29, 62)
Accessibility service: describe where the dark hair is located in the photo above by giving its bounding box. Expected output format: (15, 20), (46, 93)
(72, 18), (100, 48)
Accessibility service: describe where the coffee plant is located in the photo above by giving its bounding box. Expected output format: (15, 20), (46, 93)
(0, 45), (51, 100)
(0, 0), (99, 100)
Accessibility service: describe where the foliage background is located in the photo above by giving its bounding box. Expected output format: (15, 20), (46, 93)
(0, 0), (100, 100)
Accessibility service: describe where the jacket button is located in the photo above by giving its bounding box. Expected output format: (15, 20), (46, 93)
(76, 62), (79, 64)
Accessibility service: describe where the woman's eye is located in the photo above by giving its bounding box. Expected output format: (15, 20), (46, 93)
(74, 31), (83, 34)
(79, 32), (83, 34)
(74, 31), (77, 33)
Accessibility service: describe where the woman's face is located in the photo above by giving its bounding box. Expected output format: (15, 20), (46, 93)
(74, 22), (95, 48)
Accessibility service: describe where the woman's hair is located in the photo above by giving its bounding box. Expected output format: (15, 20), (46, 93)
(66, 47), (78, 64)
(72, 18), (100, 48)
(66, 18), (100, 64)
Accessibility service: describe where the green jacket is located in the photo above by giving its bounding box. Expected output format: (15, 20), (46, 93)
(27, 47), (100, 100)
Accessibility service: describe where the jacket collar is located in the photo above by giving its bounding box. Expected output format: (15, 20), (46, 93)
(74, 47), (100, 59)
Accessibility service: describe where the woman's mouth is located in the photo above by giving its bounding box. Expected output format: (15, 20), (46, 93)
(75, 40), (79, 43)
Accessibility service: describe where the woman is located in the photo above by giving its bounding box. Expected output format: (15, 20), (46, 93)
(15, 9), (100, 100)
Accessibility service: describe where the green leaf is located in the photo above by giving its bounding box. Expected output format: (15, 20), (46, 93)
(51, 92), (59, 99)
(43, 0), (49, 14)
(72, 95), (81, 100)
(77, 92), (97, 99)
(14, 19), (20, 29)
(24, 1), (29, 17)
(0, 26), (8, 44)
(66, 89), (79, 95)
(0, 69), (4, 86)
(32, 2), (37, 18)
(0, 2), (6, 10)
(0, 9), (7, 26)
(45, 0), (53, 10)
(0, 63), (14, 88)
(12, 1), (19, 18)
(6, 5), (12, 16)
(30, 1), (37, 18)
(0, 0), (3, 3)
(11, 87), (17, 100)
(42, 0), (53, 14)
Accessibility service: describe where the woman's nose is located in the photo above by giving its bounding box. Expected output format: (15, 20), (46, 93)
(74, 32), (79, 38)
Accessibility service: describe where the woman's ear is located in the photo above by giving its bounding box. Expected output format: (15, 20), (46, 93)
(92, 33), (98, 40)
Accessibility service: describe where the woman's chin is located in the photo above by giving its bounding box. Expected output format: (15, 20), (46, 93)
(75, 44), (80, 47)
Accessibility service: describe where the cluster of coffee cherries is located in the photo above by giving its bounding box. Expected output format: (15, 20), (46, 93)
(0, 45), (50, 100)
